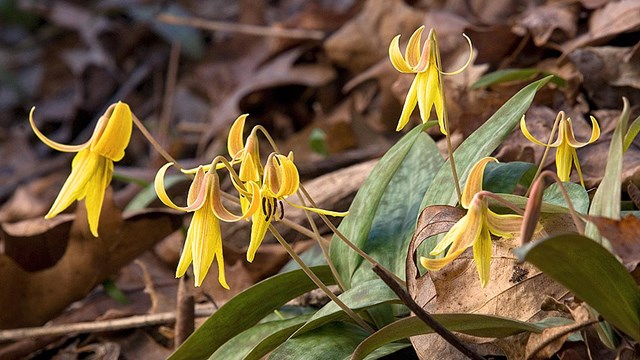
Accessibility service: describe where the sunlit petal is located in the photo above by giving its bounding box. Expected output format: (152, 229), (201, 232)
(83, 158), (113, 237)
(90, 102), (132, 161)
(564, 116), (600, 148)
(405, 26), (425, 69)
(485, 210), (523, 238)
(520, 116), (559, 147)
(461, 157), (497, 209)
(211, 174), (260, 222)
(176, 229), (194, 278)
(247, 197), (274, 262)
(420, 247), (467, 271)
(29, 107), (91, 152)
(190, 206), (220, 287)
(473, 226), (492, 288)
(228, 114), (248, 158)
(284, 199), (348, 217)
(429, 217), (468, 256)
(396, 75), (419, 131)
(389, 35), (413, 73)
(555, 142), (574, 182)
(154, 163), (207, 212)
(46, 149), (100, 219)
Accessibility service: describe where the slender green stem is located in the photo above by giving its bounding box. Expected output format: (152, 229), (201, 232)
(132, 114), (185, 171)
(295, 191), (347, 291)
(269, 226), (375, 333)
(297, 185), (406, 287)
(525, 112), (561, 197)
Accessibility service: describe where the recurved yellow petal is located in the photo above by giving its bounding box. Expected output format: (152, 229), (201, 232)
(461, 157), (497, 208)
(91, 102), (132, 161)
(210, 174), (260, 222)
(564, 116), (600, 148)
(29, 107), (91, 152)
(405, 26), (425, 69)
(154, 163), (207, 212)
(389, 35), (413, 73)
(284, 199), (349, 217)
(228, 114), (248, 158)
(485, 210), (524, 238)
(520, 116), (561, 147)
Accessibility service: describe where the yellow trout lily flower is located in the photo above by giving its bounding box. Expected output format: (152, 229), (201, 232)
(389, 26), (472, 133)
(420, 157), (524, 288)
(520, 111), (600, 186)
(155, 163), (260, 288)
(29, 102), (132, 237)
(246, 152), (348, 262)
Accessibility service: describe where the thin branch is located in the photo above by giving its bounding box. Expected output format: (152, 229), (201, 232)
(371, 265), (485, 360)
(0, 305), (216, 342)
(157, 13), (325, 40)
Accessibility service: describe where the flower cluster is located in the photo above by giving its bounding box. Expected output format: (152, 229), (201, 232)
(155, 114), (347, 287)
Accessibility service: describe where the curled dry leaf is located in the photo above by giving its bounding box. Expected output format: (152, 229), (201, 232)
(0, 190), (182, 329)
(513, 3), (578, 47)
(587, 214), (640, 271)
(406, 206), (572, 359)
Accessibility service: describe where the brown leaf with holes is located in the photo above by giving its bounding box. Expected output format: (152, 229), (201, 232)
(587, 214), (640, 270)
(0, 190), (182, 329)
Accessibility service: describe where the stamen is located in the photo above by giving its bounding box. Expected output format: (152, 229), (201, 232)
(262, 197), (268, 217)
(277, 200), (285, 221)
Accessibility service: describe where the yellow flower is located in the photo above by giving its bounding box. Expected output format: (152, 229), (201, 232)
(389, 26), (472, 133)
(29, 102), (132, 237)
(520, 111), (600, 186)
(420, 157), (524, 287)
(154, 163), (260, 288)
(227, 114), (262, 182)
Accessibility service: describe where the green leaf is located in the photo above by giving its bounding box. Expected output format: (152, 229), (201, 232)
(421, 76), (552, 210)
(471, 68), (566, 89)
(360, 342), (412, 360)
(624, 114), (640, 151)
(293, 278), (399, 336)
(483, 161), (536, 194)
(102, 279), (129, 304)
(125, 174), (185, 211)
(270, 322), (370, 359)
(351, 314), (542, 360)
(211, 314), (312, 360)
(542, 182), (590, 214)
(587, 99), (631, 246)
(329, 123), (441, 288)
(169, 266), (335, 360)
(514, 234), (640, 342)
(309, 128), (329, 156)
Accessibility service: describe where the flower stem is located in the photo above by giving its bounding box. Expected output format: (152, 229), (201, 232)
(269, 226), (375, 333)
(132, 114), (185, 171)
(298, 185), (406, 287)
(295, 191), (347, 291)
(525, 112), (561, 197)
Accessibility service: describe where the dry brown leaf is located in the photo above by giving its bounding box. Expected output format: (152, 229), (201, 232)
(0, 191), (182, 329)
(587, 214), (640, 270)
(513, 3), (578, 47)
(323, 0), (424, 73)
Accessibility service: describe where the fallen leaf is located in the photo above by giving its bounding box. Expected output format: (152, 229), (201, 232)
(513, 3), (578, 47)
(587, 214), (640, 270)
(0, 190), (182, 329)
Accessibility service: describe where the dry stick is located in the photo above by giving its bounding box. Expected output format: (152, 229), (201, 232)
(526, 319), (601, 360)
(174, 276), (195, 348)
(0, 305), (216, 342)
(295, 191), (347, 291)
(269, 225), (375, 334)
(297, 185), (406, 286)
(371, 265), (485, 360)
(157, 13), (325, 40)
(156, 42), (181, 165)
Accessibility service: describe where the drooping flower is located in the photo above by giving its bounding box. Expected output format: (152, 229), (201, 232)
(420, 157), (524, 287)
(520, 111), (600, 186)
(389, 26), (472, 133)
(29, 102), (132, 237)
(154, 163), (260, 288)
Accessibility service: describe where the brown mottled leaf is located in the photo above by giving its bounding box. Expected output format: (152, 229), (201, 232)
(0, 190), (182, 329)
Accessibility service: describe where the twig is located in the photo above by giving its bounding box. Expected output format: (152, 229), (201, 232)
(174, 276), (195, 348)
(156, 41), (181, 165)
(371, 265), (486, 360)
(157, 13), (325, 40)
(0, 305), (216, 342)
(527, 319), (601, 360)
